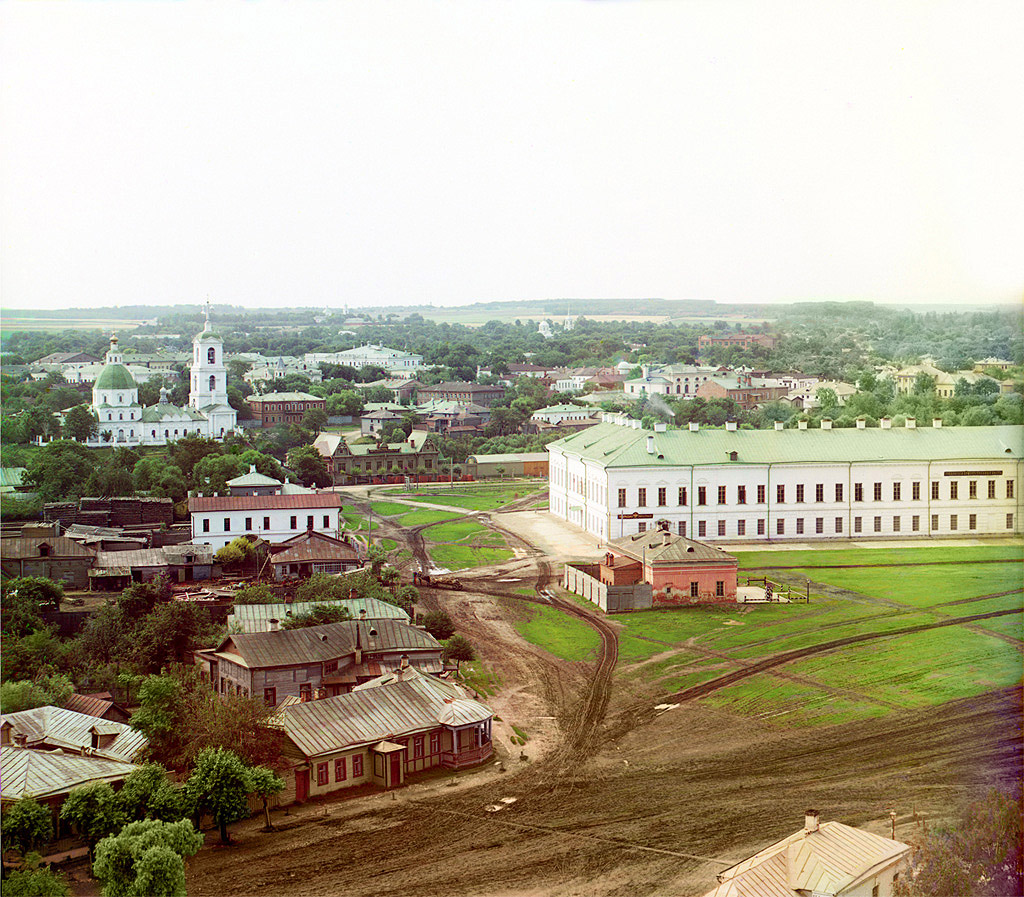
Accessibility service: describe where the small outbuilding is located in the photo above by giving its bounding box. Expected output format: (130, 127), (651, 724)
(269, 530), (363, 580)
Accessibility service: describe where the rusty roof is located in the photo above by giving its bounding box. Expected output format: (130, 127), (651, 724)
(0, 746), (138, 801)
(702, 820), (911, 897)
(214, 619), (440, 670)
(189, 493), (344, 513)
(0, 536), (95, 560)
(269, 531), (361, 565)
(62, 693), (126, 720)
(0, 706), (147, 762)
(275, 676), (492, 758)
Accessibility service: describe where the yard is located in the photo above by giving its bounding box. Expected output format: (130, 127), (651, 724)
(383, 482), (546, 511)
(612, 545), (1023, 729)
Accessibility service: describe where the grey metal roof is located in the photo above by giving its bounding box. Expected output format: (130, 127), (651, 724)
(703, 820), (911, 897)
(228, 598), (408, 633)
(216, 619), (440, 669)
(610, 530), (737, 565)
(0, 706), (147, 762)
(276, 676), (492, 758)
(0, 536), (96, 560)
(0, 746), (138, 801)
(94, 544), (213, 570)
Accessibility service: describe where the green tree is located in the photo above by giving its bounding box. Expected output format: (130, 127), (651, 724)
(215, 536), (255, 567)
(183, 748), (252, 844)
(116, 764), (185, 824)
(281, 605), (352, 629)
(912, 372), (937, 397)
(23, 440), (95, 502)
(815, 387), (839, 414)
(301, 406), (328, 432)
(130, 602), (212, 674)
(166, 435), (221, 481)
(231, 582), (275, 604)
(60, 782), (126, 859)
(286, 444), (331, 487)
(247, 766), (284, 832)
(897, 789), (1021, 896)
(2, 797), (54, 855)
(366, 544), (388, 578)
(0, 673), (73, 714)
(421, 610), (455, 640)
(64, 404), (99, 442)
(130, 675), (185, 746)
(3, 576), (64, 614)
(92, 819), (203, 897)
(191, 453), (246, 494)
(442, 634), (475, 673)
(2, 862), (70, 897)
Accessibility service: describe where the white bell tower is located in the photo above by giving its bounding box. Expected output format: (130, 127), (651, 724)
(189, 300), (229, 411)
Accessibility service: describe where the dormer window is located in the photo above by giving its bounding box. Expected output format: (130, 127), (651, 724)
(38, 542), (51, 557)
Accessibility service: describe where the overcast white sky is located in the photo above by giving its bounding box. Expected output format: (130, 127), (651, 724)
(2, 1), (1022, 312)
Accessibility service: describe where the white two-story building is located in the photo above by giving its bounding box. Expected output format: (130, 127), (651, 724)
(548, 416), (1023, 543)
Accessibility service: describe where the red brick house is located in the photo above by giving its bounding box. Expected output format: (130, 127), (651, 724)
(416, 382), (506, 407)
(695, 375), (789, 410)
(603, 523), (738, 604)
(247, 392), (326, 427)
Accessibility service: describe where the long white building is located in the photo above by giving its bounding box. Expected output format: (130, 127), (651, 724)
(548, 416), (1023, 543)
(305, 345), (423, 374)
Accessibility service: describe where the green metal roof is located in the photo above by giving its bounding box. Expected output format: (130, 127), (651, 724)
(196, 331), (221, 341)
(140, 404), (206, 422)
(94, 363), (137, 390)
(548, 422), (1024, 468)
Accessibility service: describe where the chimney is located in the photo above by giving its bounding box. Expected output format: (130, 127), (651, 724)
(14, 732), (27, 748)
(349, 588), (359, 601)
(725, 420), (737, 432)
(856, 418), (866, 429)
(359, 608), (367, 620)
(400, 653), (409, 670)
(604, 552), (614, 566)
(821, 418), (832, 430)
(268, 618), (280, 632)
(632, 419), (641, 430)
(409, 437), (416, 447)
(880, 417), (892, 429)
(249, 464), (257, 473)
(654, 422), (667, 432)
(804, 809), (820, 833)
(688, 422), (699, 432)
(646, 435), (655, 454)
(774, 420), (784, 431)
(906, 417), (916, 429)
(798, 420), (808, 430)
(354, 624), (362, 665)
(932, 418), (942, 428)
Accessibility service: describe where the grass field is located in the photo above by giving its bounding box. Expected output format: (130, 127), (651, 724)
(513, 604), (601, 662)
(394, 508), (460, 527)
(369, 501), (416, 517)
(386, 483), (545, 511)
(613, 545), (1023, 729)
(424, 519), (489, 542)
(428, 543), (514, 571)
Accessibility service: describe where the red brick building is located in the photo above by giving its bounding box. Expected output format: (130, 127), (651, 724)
(247, 392), (326, 427)
(416, 382), (506, 407)
(697, 333), (779, 352)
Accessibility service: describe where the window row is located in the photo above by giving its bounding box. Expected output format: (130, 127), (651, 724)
(316, 754), (365, 786)
(615, 478), (1015, 508)
(635, 513), (1015, 537)
(201, 514), (332, 533)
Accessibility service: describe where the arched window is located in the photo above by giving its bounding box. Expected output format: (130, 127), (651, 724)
(207, 347), (216, 364)
(152, 430), (156, 437)
(118, 394), (123, 403)
(119, 413), (123, 420)
(209, 375), (216, 391)
(107, 413), (112, 421)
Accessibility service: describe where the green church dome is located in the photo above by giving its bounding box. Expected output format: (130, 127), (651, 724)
(95, 363), (137, 391)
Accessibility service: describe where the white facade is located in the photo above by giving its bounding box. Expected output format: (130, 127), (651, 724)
(89, 307), (237, 446)
(306, 345), (423, 373)
(532, 405), (595, 426)
(548, 419), (1023, 543)
(190, 503), (342, 549)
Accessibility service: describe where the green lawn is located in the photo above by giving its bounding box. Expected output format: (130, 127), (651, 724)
(514, 604), (601, 662)
(394, 508), (461, 527)
(460, 659), (502, 697)
(423, 519), (489, 542)
(370, 501), (416, 517)
(734, 545), (1023, 569)
(428, 543), (514, 571)
(386, 483), (544, 511)
(789, 562), (1023, 608)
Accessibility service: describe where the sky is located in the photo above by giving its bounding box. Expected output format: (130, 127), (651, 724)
(2, 0), (1022, 312)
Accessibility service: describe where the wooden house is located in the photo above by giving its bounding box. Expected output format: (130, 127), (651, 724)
(0, 536), (96, 589)
(274, 664), (493, 803)
(700, 810), (911, 897)
(195, 619), (443, 706)
(268, 530), (362, 580)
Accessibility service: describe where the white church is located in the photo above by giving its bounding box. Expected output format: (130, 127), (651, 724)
(88, 307), (237, 446)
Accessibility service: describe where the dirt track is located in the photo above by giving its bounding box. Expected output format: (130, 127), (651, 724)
(186, 496), (1023, 897)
